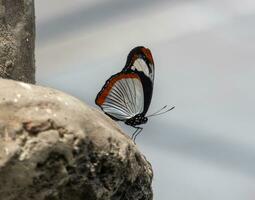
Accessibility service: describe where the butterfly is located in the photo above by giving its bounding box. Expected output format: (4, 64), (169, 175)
(95, 46), (174, 141)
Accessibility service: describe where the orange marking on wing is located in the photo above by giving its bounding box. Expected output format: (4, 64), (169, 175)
(130, 54), (138, 65)
(142, 47), (154, 64)
(96, 73), (140, 106)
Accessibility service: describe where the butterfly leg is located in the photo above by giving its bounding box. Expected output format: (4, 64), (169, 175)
(131, 127), (143, 143)
(131, 128), (139, 140)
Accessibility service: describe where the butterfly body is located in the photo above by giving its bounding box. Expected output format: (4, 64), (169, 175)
(125, 114), (148, 126)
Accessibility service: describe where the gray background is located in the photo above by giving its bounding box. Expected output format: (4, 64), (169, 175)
(35, 1), (255, 199)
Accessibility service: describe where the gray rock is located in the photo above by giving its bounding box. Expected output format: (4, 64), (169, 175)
(0, 0), (35, 84)
(0, 79), (153, 200)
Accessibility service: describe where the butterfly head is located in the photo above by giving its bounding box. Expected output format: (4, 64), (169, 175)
(125, 114), (148, 126)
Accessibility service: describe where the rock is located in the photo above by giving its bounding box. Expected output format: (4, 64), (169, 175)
(0, 79), (153, 200)
(0, 0), (35, 83)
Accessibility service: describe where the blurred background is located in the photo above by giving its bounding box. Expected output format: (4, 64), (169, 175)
(35, 0), (255, 199)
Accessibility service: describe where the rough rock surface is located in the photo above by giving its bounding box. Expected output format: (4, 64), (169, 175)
(0, 79), (153, 200)
(0, 0), (35, 83)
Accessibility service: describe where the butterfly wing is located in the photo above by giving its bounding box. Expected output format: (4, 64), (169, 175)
(123, 46), (155, 115)
(95, 72), (144, 121)
(123, 46), (155, 82)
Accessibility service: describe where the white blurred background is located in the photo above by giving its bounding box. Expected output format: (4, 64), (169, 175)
(35, 1), (255, 199)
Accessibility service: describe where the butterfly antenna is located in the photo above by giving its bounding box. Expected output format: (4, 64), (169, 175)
(147, 105), (175, 117)
(150, 106), (175, 117)
(147, 105), (168, 117)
